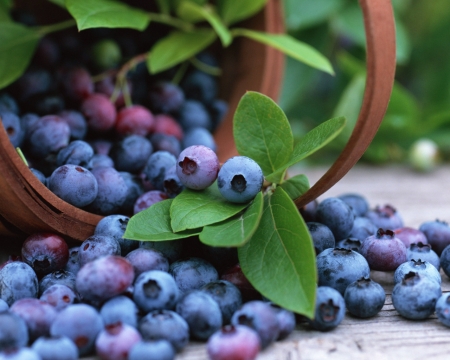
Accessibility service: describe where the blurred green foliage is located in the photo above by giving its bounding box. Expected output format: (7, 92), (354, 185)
(280, 0), (450, 165)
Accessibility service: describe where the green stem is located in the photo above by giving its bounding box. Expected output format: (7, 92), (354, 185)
(190, 57), (222, 76)
(171, 61), (190, 85)
(37, 19), (77, 36)
(148, 12), (194, 32)
(16, 147), (29, 167)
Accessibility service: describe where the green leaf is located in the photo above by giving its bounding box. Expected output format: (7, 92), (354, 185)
(147, 29), (217, 74)
(199, 191), (263, 247)
(265, 116), (346, 183)
(238, 187), (317, 317)
(124, 199), (201, 241)
(279, 174), (310, 200)
(170, 182), (248, 232)
(156, 0), (171, 14)
(217, 0), (267, 25)
(232, 29), (334, 75)
(233, 91), (293, 183)
(177, 2), (232, 46)
(0, 22), (41, 90)
(0, 0), (12, 21)
(65, 0), (150, 31)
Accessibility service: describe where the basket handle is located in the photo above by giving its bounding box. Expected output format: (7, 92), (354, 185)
(295, 0), (396, 208)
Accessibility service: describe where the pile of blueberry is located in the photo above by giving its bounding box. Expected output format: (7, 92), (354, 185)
(0, 17), (229, 216)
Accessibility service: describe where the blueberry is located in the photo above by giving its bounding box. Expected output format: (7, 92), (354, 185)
(48, 165), (98, 208)
(394, 226), (428, 248)
(119, 172), (145, 215)
(109, 135), (153, 173)
(153, 114), (183, 140)
(20, 113), (40, 138)
(169, 257), (219, 294)
(392, 271), (441, 320)
(316, 248), (370, 295)
(0, 299), (8, 312)
(128, 340), (175, 360)
(139, 240), (184, 264)
(176, 99), (212, 131)
(133, 190), (168, 214)
(181, 127), (217, 151)
(439, 244), (450, 278)
(316, 197), (355, 240)
(58, 110), (88, 140)
(208, 98), (228, 132)
(0, 93), (19, 114)
(0, 262), (39, 306)
(78, 234), (121, 267)
(200, 280), (243, 325)
(181, 70), (217, 105)
(64, 247), (81, 275)
(435, 293), (450, 327)
(407, 242), (440, 271)
(176, 290), (222, 340)
(94, 215), (138, 256)
(349, 216), (377, 242)
(143, 151), (177, 191)
(30, 168), (47, 186)
(176, 145), (220, 191)
(0, 347), (41, 360)
(163, 165), (184, 198)
(394, 259), (441, 285)
(138, 310), (189, 352)
(81, 92), (117, 132)
(27, 92), (65, 116)
(338, 193), (369, 217)
(0, 311), (29, 352)
(1, 111), (23, 147)
(59, 66), (93, 103)
(419, 219), (450, 255)
(31, 335), (78, 360)
(39, 284), (77, 311)
(95, 323), (142, 360)
(10, 298), (58, 342)
(50, 303), (104, 356)
(149, 133), (181, 157)
(126, 248), (169, 280)
(56, 140), (94, 167)
(217, 156), (264, 203)
(100, 295), (139, 328)
(269, 303), (296, 340)
(231, 300), (279, 349)
(344, 277), (385, 318)
(76, 255), (134, 304)
(306, 222), (335, 255)
(366, 204), (404, 230)
(335, 238), (362, 253)
(300, 199), (318, 222)
(39, 270), (76, 296)
(359, 228), (407, 271)
(308, 286), (346, 332)
(133, 270), (179, 312)
(148, 81), (185, 114)
(207, 325), (260, 360)
(86, 154), (114, 170)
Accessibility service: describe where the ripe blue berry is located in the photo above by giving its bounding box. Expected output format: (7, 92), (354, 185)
(306, 222), (335, 254)
(0, 262), (39, 306)
(143, 151), (177, 191)
(316, 197), (355, 240)
(338, 193), (369, 217)
(419, 219), (450, 255)
(394, 259), (441, 285)
(366, 204), (404, 230)
(217, 156), (264, 203)
(169, 257), (218, 294)
(407, 242), (440, 271)
(435, 293), (450, 327)
(100, 295), (139, 328)
(344, 277), (385, 318)
(308, 286), (346, 332)
(31, 335), (78, 360)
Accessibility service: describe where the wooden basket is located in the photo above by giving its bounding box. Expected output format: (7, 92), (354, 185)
(0, 0), (396, 243)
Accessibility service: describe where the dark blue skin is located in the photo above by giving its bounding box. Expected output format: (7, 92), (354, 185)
(30, 168), (47, 186)
(40, 284), (77, 311)
(349, 216), (377, 242)
(50, 303), (104, 356)
(86, 154), (115, 170)
(150, 133), (181, 158)
(85, 166), (128, 215)
(217, 156), (264, 204)
(0, 311), (29, 351)
(26, 92), (65, 116)
(300, 199), (318, 223)
(64, 247), (81, 275)
(119, 172), (145, 216)
(10, 298), (58, 342)
(407, 242), (440, 271)
(0, 93), (19, 114)
(143, 151), (177, 191)
(201, 280), (242, 325)
(58, 109), (88, 140)
(392, 271), (442, 320)
(316, 248), (370, 296)
(20, 113), (40, 137)
(231, 300), (280, 349)
(10, 68), (52, 102)
(0, 262), (39, 306)
(176, 99), (212, 131)
(31, 335), (79, 360)
(181, 70), (217, 105)
(133, 270), (180, 313)
(435, 293), (450, 327)
(56, 140), (94, 167)
(344, 277), (385, 318)
(181, 127), (217, 151)
(269, 303), (296, 340)
(148, 81), (185, 114)
(125, 248), (169, 280)
(100, 295), (139, 328)
(394, 259), (441, 285)
(176, 290), (222, 340)
(140, 240), (184, 264)
(129, 339), (176, 360)
(366, 204), (404, 231)
(78, 234), (121, 267)
(419, 219), (450, 255)
(0, 299), (8, 312)
(208, 98), (228, 133)
(0, 347), (41, 359)
(163, 165), (184, 198)
(138, 310), (189, 352)
(338, 193), (370, 217)
(308, 286), (346, 332)
(439, 244), (450, 278)
(307, 222), (336, 255)
(169, 257), (219, 294)
(39, 270), (77, 296)
(1, 111), (23, 147)
(109, 135), (153, 173)
(48, 164), (98, 208)
(94, 214), (138, 256)
(316, 197), (355, 240)
(336, 238), (362, 253)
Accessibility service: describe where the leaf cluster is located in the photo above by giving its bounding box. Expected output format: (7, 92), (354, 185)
(124, 91), (346, 317)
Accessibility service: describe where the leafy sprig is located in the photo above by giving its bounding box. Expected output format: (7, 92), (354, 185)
(124, 91), (346, 317)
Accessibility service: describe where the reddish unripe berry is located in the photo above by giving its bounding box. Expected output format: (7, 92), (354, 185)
(95, 323), (142, 360)
(115, 105), (155, 136)
(221, 264), (261, 302)
(133, 190), (168, 214)
(394, 227), (428, 248)
(60, 66), (94, 102)
(95, 75), (130, 108)
(21, 233), (69, 277)
(153, 114), (183, 140)
(81, 93), (117, 132)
